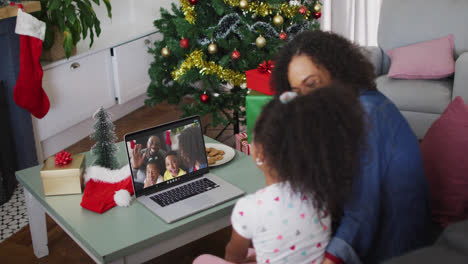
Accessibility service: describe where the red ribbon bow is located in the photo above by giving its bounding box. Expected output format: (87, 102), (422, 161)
(55, 150), (73, 166)
(257, 60), (275, 74)
(10, 2), (24, 9)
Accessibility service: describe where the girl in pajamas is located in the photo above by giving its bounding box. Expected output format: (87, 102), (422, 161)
(194, 84), (366, 264)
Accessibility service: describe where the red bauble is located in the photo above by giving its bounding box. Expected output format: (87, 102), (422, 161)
(231, 49), (241, 60)
(188, 0), (198, 5)
(279, 32), (288, 41)
(200, 93), (210, 104)
(180, 38), (190, 49)
(298, 6), (308, 15)
(313, 12), (322, 19)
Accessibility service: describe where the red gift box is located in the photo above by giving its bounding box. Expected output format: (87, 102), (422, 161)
(235, 132), (248, 151)
(241, 140), (251, 156)
(246, 60), (275, 95)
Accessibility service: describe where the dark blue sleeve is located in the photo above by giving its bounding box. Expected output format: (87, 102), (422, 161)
(326, 104), (384, 264)
(327, 92), (430, 263)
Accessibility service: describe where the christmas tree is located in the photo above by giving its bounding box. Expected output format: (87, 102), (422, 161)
(146, 0), (322, 131)
(90, 107), (119, 169)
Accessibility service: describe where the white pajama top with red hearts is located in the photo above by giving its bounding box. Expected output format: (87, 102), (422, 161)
(231, 182), (331, 264)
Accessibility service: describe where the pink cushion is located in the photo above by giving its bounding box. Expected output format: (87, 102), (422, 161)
(387, 34), (455, 79)
(421, 96), (468, 227)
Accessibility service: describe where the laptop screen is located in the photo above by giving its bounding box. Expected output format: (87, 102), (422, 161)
(124, 116), (209, 197)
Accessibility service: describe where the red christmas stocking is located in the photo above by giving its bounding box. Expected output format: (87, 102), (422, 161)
(13, 8), (50, 119)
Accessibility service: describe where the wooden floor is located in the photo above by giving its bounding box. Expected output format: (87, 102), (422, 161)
(0, 102), (236, 263)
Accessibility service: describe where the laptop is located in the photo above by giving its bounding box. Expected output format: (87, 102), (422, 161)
(124, 116), (245, 223)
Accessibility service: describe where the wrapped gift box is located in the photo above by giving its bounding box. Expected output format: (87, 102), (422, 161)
(245, 61), (275, 95)
(235, 132), (248, 151)
(246, 90), (273, 143)
(241, 140), (251, 156)
(40, 154), (86, 196)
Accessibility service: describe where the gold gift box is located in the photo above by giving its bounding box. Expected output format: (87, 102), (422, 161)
(40, 154), (86, 196)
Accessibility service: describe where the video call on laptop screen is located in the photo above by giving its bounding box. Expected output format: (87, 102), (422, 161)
(125, 117), (209, 195)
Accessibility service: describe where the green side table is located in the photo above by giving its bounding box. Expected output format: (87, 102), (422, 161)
(16, 137), (264, 263)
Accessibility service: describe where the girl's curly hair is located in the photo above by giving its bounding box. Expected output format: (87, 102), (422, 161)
(253, 84), (366, 222)
(271, 30), (376, 95)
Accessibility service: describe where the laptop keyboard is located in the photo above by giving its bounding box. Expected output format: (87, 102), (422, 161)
(150, 178), (220, 207)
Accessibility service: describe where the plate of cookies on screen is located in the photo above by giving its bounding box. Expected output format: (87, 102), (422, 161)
(205, 143), (236, 167)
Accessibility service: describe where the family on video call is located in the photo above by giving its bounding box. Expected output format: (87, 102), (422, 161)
(128, 123), (208, 191)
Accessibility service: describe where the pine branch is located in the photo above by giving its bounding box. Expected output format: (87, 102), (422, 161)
(146, 0), (322, 128)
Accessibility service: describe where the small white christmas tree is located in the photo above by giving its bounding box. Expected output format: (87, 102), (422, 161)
(90, 107), (119, 169)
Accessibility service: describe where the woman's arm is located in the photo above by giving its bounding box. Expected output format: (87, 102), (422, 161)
(325, 101), (383, 264)
(225, 229), (251, 263)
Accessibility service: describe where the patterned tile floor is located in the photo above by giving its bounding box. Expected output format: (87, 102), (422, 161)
(0, 184), (28, 243)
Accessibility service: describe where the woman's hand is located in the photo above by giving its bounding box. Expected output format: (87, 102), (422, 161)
(132, 144), (144, 169)
(321, 257), (337, 264)
(243, 252), (256, 262)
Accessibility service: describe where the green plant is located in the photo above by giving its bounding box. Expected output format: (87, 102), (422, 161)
(35, 0), (112, 58)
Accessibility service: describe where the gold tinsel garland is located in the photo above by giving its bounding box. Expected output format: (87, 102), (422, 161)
(180, 0), (196, 24)
(181, 0), (311, 24)
(172, 50), (246, 87)
(223, 0), (309, 19)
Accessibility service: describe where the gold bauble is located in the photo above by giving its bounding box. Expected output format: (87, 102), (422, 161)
(313, 2), (322, 13)
(273, 14), (284, 26)
(256, 35), (266, 48)
(208, 42), (218, 54)
(161, 46), (170, 57)
(239, 0), (249, 10)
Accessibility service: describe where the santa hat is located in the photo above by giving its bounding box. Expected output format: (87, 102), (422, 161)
(80, 165), (135, 214)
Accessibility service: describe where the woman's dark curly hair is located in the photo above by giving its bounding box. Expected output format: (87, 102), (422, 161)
(178, 126), (206, 168)
(271, 30), (376, 95)
(253, 84), (366, 222)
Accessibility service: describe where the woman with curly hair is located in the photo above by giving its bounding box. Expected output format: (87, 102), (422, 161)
(178, 126), (208, 173)
(271, 30), (431, 264)
(194, 84), (366, 264)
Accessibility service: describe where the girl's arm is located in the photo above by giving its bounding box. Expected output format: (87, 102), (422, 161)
(143, 178), (151, 188)
(156, 175), (164, 184)
(225, 229), (251, 263)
